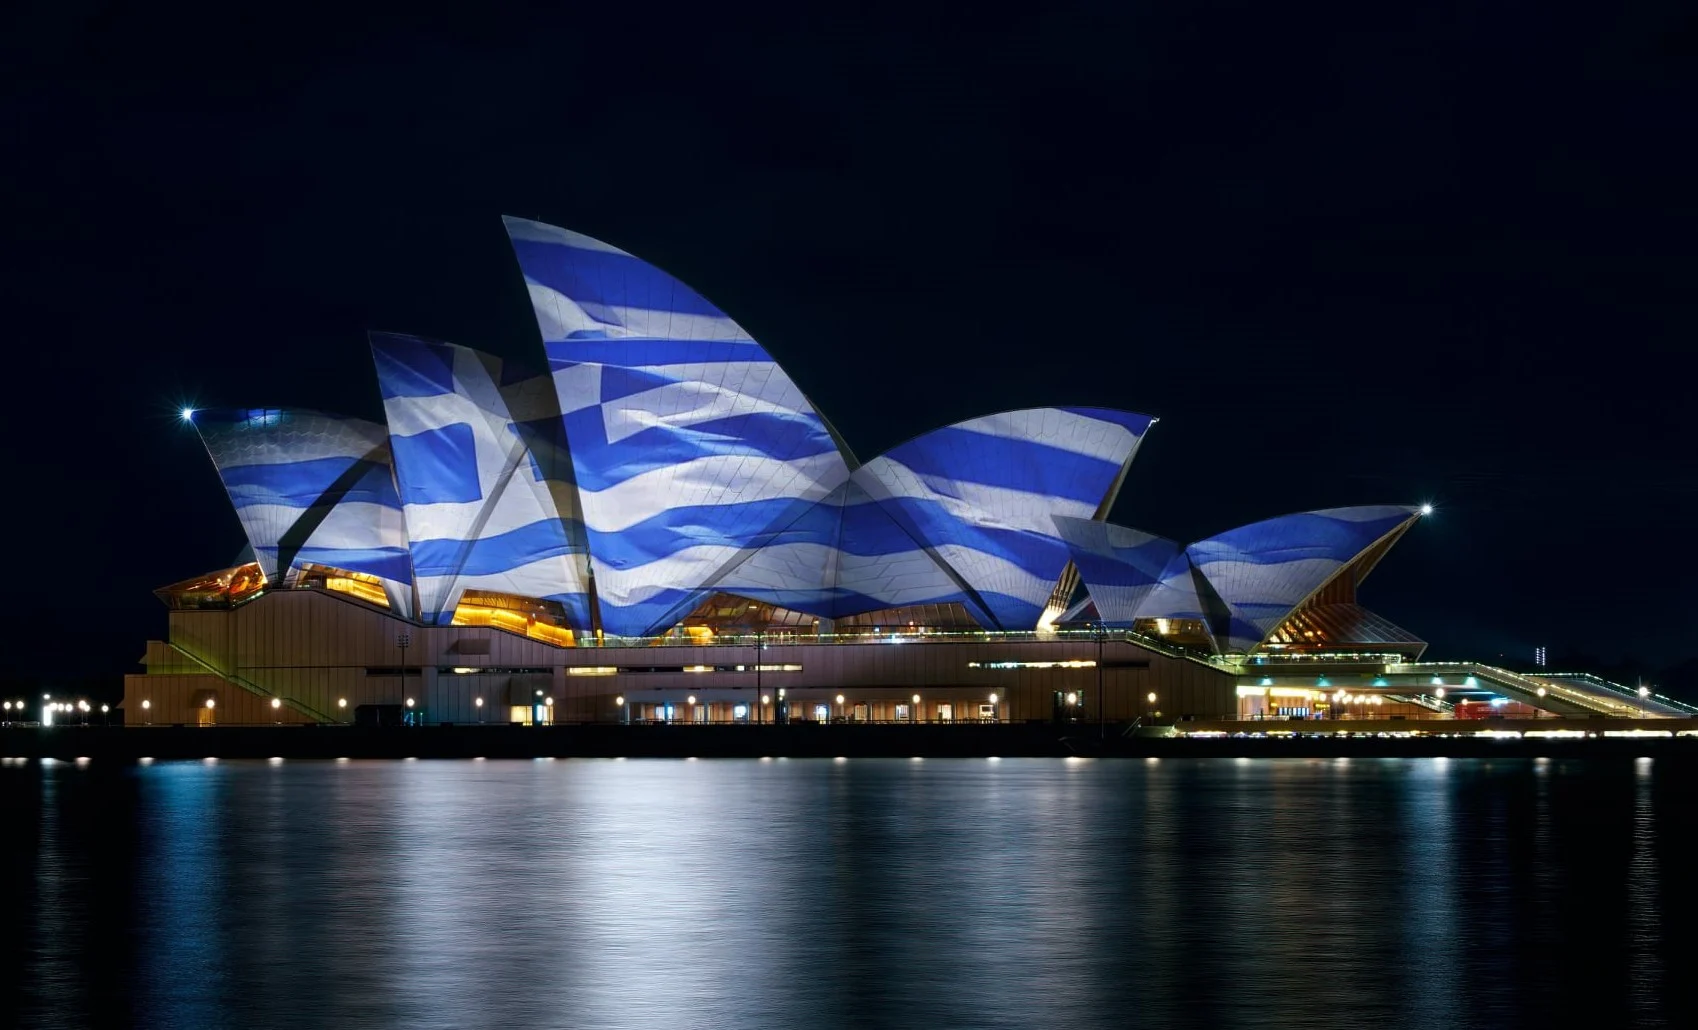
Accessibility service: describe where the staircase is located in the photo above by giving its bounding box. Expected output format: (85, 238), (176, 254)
(168, 642), (339, 724)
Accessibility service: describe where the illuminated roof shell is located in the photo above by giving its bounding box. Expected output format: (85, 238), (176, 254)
(194, 408), (415, 617)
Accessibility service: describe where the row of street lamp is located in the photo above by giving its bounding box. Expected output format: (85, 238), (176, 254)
(5, 698), (112, 726)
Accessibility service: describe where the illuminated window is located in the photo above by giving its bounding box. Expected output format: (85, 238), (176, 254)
(967, 660), (1096, 670)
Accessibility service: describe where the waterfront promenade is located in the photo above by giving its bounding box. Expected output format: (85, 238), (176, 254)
(3, 722), (1695, 761)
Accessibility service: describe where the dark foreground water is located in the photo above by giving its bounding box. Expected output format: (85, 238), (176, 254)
(2, 756), (1693, 1029)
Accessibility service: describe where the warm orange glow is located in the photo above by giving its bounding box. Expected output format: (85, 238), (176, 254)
(324, 573), (389, 607)
(157, 562), (267, 609)
(451, 596), (576, 647)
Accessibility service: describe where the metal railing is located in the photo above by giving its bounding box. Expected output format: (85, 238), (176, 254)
(1391, 662), (1619, 717)
(1535, 672), (1698, 716)
(166, 642), (338, 724)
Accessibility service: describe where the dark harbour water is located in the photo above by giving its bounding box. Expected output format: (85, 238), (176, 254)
(2, 757), (1693, 1029)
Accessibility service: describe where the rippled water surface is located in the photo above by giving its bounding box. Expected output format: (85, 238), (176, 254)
(3, 756), (1693, 1028)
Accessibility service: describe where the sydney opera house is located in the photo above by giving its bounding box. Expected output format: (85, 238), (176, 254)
(124, 218), (1690, 728)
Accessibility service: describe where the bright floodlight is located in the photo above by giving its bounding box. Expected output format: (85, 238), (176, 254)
(835, 694), (845, 705)
(1147, 692), (1158, 704)
(473, 697), (482, 707)
(988, 693), (998, 704)
(141, 700), (151, 709)
(1420, 504), (1433, 516)
(180, 407), (196, 422)
(1638, 686), (1650, 698)
(339, 698), (348, 708)
(271, 698), (281, 709)
(405, 697), (415, 708)
(614, 696), (624, 706)
(205, 698), (216, 708)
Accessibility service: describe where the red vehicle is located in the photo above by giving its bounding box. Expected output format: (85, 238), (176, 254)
(1454, 699), (1539, 719)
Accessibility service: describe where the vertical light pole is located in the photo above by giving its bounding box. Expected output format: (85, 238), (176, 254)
(396, 631), (411, 726)
(911, 694), (921, 725)
(1637, 684), (1650, 718)
(1097, 623), (1106, 740)
(754, 629), (764, 725)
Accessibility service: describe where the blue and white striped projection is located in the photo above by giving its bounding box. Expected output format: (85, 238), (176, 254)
(195, 408), (414, 616)
(1050, 517), (1180, 627)
(1062, 505), (1421, 652)
(504, 217), (853, 636)
(372, 333), (592, 627)
(194, 217), (1275, 641)
(1183, 505), (1419, 652)
(851, 408), (1154, 628)
(503, 219), (1157, 633)
(715, 409), (1153, 626)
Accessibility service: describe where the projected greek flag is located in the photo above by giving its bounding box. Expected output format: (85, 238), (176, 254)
(194, 408), (415, 616)
(372, 333), (592, 627)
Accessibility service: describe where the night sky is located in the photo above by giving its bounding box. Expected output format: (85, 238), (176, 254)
(3, 4), (1694, 688)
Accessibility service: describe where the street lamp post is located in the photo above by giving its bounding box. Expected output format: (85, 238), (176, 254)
(396, 632), (411, 722)
(911, 694), (921, 725)
(750, 627), (764, 726)
(1097, 623), (1106, 740)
